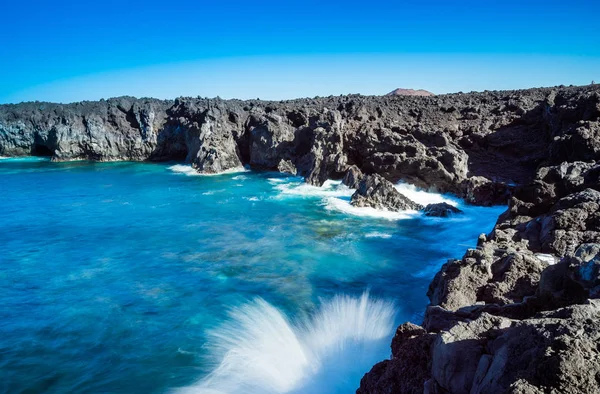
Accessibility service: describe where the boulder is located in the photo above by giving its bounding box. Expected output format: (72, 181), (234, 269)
(351, 174), (423, 211)
(423, 202), (463, 217)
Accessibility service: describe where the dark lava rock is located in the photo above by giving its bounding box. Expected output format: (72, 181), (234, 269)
(3, 85), (598, 199)
(357, 323), (435, 394)
(359, 85), (600, 393)
(423, 202), (463, 217)
(351, 174), (423, 211)
(341, 165), (363, 188)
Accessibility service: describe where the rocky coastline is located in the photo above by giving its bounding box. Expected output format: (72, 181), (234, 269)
(1, 84), (599, 393)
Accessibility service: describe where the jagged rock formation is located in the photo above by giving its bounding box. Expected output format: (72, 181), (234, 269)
(342, 165), (364, 188)
(2, 85), (597, 204)
(2, 84), (600, 393)
(351, 174), (423, 211)
(423, 202), (463, 217)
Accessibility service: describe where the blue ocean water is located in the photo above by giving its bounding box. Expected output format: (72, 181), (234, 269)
(0, 158), (504, 394)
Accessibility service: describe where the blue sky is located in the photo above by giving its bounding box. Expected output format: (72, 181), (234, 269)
(1, 0), (599, 103)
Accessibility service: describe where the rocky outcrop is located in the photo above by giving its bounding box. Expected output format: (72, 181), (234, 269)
(342, 165), (363, 188)
(423, 203), (463, 217)
(351, 174), (423, 211)
(2, 85), (598, 202)
(358, 85), (600, 393)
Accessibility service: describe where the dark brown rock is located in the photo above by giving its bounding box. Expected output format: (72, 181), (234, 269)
(342, 165), (363, 188)
(351, 174), (423, 211)
(423, 202), (463, 217)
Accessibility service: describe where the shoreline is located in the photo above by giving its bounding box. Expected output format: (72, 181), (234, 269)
(1, 84), (599, 393)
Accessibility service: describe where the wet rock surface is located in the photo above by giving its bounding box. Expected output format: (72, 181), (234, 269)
(351, 174), (423, 211)
(423, 203), (463, 217)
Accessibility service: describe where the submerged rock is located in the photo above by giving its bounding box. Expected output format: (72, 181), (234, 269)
(423, 202), (463, 217)
(351, 174), (423, 211)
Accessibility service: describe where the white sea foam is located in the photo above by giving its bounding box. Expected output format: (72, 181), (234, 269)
(270, 177), (458, 221)
(535, 253), (558, 265)
(0, 156), (50, 162)
(267, 178), (287, 184)
(324, 197), (418, 221)
(168, 165), (249, 177)
(179, 292), (395, 394)
(394, 183), (459, 207)
(232, 175), (248, 180)
(364, 232), (393, 239)
(274, 179), (354, 199)
(169, 165), (201, 176)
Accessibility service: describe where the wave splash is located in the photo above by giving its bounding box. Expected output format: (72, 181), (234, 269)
(180, 293), (395, 394)
(168, 164), (249, 176)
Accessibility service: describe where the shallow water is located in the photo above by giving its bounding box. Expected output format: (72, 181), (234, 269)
(0, 159), (504, 393)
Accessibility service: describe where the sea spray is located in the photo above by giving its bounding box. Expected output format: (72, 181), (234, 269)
(270, 176), (462, 220)
(180, 293), (395, 394)
(169, 164), (249, 176)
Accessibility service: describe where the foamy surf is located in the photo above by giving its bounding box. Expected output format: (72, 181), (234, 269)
(178, 292), (395, 394)
(394, 182), (459, 207)
(0, 156), (50, 162)
(274, 179), (354, 199)
(168, 164), (249, 177)
(324, 197), (418, 220)
(365, 232), (393, 239)
(270, 177), (460, 221)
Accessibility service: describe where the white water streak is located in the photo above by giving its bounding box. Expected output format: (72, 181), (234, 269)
(393, 183), (459, 207)
(168, 165), (249, 177)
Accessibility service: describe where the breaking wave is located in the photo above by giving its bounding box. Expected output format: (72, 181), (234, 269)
(273, 179), (354, 199)
(393, 182), (459, 207)
(168, 164), (249, 176)
(270, 176), (462, 220)
(364, 232), (393, 239)
(179, 293), (395, 394)
(0, 156), (50, 162)
(324, 197), (418, 220)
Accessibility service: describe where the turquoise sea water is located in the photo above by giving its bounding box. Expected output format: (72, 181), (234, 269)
(0, 158), (504, 394)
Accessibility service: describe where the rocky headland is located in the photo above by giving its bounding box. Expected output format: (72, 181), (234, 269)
(1, 84), (599, 393)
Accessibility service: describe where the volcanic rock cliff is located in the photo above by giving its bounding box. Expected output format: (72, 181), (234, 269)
(1, 85), (600, 393)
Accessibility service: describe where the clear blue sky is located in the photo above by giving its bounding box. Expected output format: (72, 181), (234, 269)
(2, 0), (599, 103)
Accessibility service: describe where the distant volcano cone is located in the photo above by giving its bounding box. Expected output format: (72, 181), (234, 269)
(385, 88), (435, 96)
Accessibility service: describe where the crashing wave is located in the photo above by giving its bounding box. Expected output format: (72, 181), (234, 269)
(168, 164), (249, 177)
(179, 292), (395, 394)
